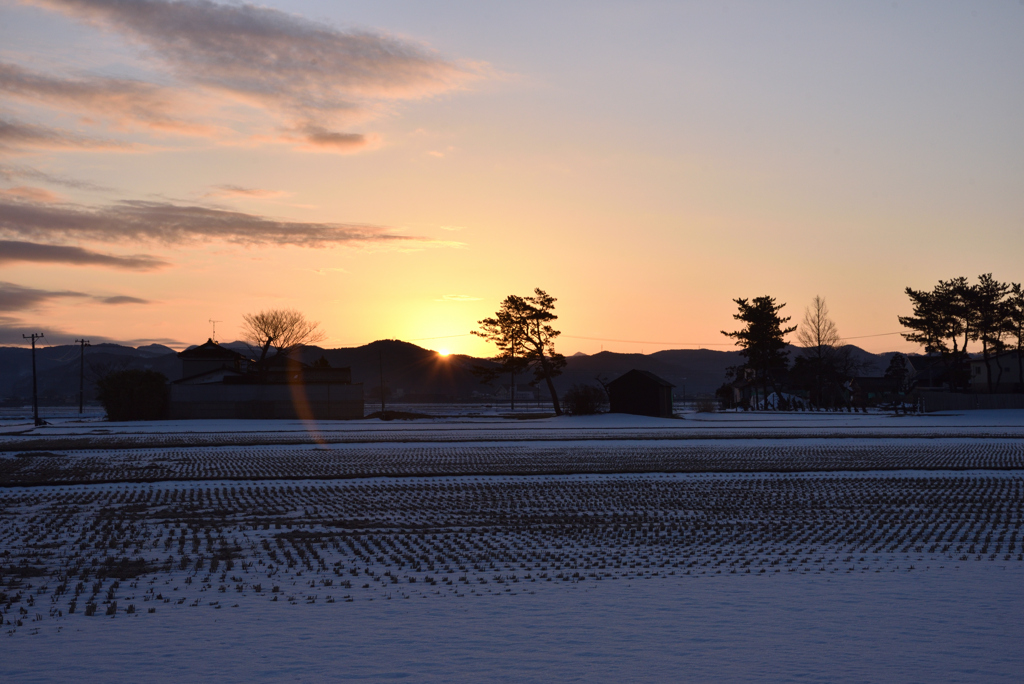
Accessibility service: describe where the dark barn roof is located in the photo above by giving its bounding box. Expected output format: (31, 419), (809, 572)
(178, 339), (248, 361)
(606, 369), (675, 418)
(607, 369), (675, 389)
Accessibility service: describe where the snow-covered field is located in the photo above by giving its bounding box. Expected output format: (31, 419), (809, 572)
(7, 565), (1023, 683)
(3, 412), (1024, 682)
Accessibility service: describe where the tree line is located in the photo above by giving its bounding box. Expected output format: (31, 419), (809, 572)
(714, 273), (1024, 411)
(94, 272), (1024, 421)
(899, 274), (1024, 393)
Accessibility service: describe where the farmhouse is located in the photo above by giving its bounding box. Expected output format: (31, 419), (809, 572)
(606, 369), (674, 418)
(969, 352), (1024, 393)
(169, 340), (363, 420)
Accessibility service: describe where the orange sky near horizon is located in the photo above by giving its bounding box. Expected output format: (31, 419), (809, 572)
(1, 1), (1022, 358)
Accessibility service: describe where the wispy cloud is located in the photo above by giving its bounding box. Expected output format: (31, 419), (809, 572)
(0, 186), (62, 202)
(0, 116), (134, 152)
(0, 280), (89, 311)
(25, 0), (485, 150)
(287, 125), (377, 152)
(0, 196), (440, 247)
(204, 185), (291, 199)
(0, 240), (168, 269)
(0, 165), (114, 192)
(0, 280), (151, 311)
(439, 294), (481, 302)
(98, 294), (149, 304)
(0, 278), (151, 311)
(0, 313), (182, 346)
(0, 61), (208, 135)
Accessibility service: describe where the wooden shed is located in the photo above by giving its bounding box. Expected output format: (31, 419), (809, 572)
(606, 369), (675, 418)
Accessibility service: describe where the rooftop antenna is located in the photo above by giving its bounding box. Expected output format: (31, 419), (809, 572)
(209, 319), (222, 344)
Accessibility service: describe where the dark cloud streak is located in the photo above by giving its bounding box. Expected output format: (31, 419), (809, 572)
(0, 116), (132, 151)
(98, 295), (149, 304)
(0, 165), (114, 192)
(0, 62), (204, 134)
(0, 197), (431, 247)
(27, 0), (482, 149)
(0, 281), (152, 312)
(0, 313), (181, 346)
(0, 240), (169, 270)
(0, 280), (89, 311)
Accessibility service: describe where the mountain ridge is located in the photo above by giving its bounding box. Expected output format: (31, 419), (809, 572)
(0, 338), (898, 405)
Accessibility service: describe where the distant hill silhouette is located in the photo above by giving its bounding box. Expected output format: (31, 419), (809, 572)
(0, 338), (896, 405)
(296, 340), (499, 401)
(0, 343), (183, 404)
(557, 345), (890, 397)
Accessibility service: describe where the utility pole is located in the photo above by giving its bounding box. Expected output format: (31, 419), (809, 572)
(510, 328), (521, 412)
(378, 347), (386, 418)
(23, 333), (44, 426)
(75, 338), (90, 414)
(510, 344), (516, 412)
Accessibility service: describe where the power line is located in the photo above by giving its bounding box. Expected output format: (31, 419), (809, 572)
(562, 335), (734, 347)
(398, 329), (907, 347)
(843, 331), (904, 340)
(405, 333), (474, 342)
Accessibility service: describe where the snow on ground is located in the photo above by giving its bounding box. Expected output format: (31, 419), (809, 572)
(6, 408), (1024, 436)
(5, 565), (1023, 683)
(3, 414), (1024, 681)
(5, 411), (1024, 454)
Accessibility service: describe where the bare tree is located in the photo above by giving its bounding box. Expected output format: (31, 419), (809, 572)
(797, 295), (841, 355)
(241, 308), (326, 369)
(793, 296), (856, 407)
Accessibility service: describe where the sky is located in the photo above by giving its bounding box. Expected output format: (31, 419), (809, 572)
(1, 0), (1022, 356)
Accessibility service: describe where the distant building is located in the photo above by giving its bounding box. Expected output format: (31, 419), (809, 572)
(606, 369), (674, 418)
(905, 355), (949, 391)
(492, 384), (539, 402)
(969, 352), (1024, 393)
(169, 340), (363, 420)
(470, 383), (538, 403)
(849, 376), (899, 406)
(178, 338), (249, 379)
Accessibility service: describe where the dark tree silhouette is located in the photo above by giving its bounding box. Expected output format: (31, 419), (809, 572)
(722, 296), (796, 408)
(96, 369), (168, 421)
(1009, 283), (1024, 391)
(899, 275), (1016, 393)
(898, 279), (970, 391)
(241, 308), (325, 370)
(561, 384), (606, 415)
(884, 353), (910, 395)
(971, 273), (1011, 393)
(473, 288), (566, 415)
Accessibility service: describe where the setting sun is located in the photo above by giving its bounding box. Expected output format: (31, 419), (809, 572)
(438, 349), (450, 356)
